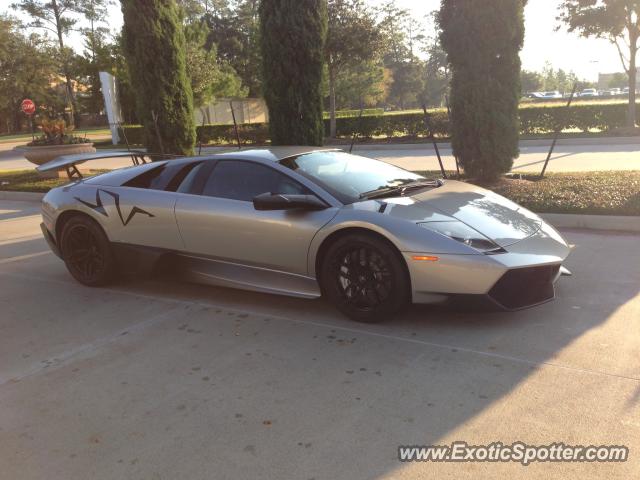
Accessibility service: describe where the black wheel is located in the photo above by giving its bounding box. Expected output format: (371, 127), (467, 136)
(60, 215), (116, 286)
(320, 233), (410, 322)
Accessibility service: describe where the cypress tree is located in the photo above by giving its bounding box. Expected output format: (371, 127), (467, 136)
(259, 0), (327, 146)
(439, 0), (525, 180)
(121, 0), (196, 156)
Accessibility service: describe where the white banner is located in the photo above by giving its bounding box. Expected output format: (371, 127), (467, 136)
(99, 71), (123, 145)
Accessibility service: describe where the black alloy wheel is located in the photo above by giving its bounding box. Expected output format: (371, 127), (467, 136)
(60, 215), (116, 286)
(321, 233), (409, 322)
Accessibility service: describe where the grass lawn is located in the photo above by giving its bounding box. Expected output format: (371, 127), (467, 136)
(2, 168), (639, 216)
(487, 171), (640, 216)
(0, 170), (104, 193)
(422, 171), (640, 216)
(0, 128), (112, 145)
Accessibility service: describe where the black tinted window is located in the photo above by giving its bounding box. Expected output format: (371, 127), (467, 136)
(177, 162), (206, 194)
(202, 161), (308, 201)
(124, 161), (203, 192)
(123, 165), (166, 189)
(166, 162), (202, 192)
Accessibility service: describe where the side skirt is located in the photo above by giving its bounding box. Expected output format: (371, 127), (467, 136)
(177, 254), (321, 299)
(110, 243), (321, 299)
(111, 243), (168, 275)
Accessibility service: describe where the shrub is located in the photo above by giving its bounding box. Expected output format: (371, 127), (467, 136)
(121, 0), (196, 155)
(326, 110), (450, 138)
(323, 108), (384, 119)
(119, 123), (270, 147)
(440, 0), (525, 180)
(260, 0), (327, 146)
(197, 123), (270, 145)
(519, 102), (632, 134)
(28, 118), (92, 146)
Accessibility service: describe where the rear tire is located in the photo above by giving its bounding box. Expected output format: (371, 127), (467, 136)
(60, 215), (116, 286)
(320, 233), (410, 322)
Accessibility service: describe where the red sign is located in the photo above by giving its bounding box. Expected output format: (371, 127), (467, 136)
(21, 99), (36, 115)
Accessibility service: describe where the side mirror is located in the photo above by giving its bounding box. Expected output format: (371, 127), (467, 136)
(253, 192), (327, 211)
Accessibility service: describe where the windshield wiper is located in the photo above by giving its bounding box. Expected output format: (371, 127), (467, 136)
(359, 179), (443, 199)
(359, 185), (402, 199)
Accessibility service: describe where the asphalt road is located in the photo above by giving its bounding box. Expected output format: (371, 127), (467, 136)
(363, 142), (640, 173)
(0, 199), (638, 479)
(2, 138), (640, 173)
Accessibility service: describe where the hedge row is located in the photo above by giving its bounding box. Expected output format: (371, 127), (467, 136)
(119, 102), (640, 145)
(323, 108), (385, 118)
(119, 123), (270, 146)
(519, 102), (638, 134)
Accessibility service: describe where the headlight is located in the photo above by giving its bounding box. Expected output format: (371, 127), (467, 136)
(418, 221), (501, 253)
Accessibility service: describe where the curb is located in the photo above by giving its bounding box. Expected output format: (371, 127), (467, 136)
(0, 191), (45, 202)
(540, 213), (640, 233)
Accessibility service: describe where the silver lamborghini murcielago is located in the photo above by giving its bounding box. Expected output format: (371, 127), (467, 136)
(38, 147), (571, 322)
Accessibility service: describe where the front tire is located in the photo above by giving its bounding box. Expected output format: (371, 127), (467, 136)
(60, 215), (116, 286)
(320, 233), (409, 322)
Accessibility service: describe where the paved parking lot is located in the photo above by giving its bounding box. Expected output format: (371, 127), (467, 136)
(0, 199), (638, 479)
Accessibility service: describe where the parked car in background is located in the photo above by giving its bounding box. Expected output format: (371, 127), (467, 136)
(605, 88), (622, 96)
(579, 88), (598, 98)
(530, 91), (562, 100)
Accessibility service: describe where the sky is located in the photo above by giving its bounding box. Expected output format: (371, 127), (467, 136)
(2, 0), (623, 81)
(386, 0), (621, 80)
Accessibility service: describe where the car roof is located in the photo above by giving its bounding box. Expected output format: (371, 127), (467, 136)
(214, 147), (340, 162)
(82, 147), (343, 187)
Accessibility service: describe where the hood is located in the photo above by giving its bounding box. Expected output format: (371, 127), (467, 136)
(380, 180), (542, 247)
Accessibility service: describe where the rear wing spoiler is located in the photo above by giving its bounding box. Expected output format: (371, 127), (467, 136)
(36, 150), (155, 180)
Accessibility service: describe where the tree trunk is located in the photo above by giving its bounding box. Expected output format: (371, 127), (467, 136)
(627, 36), (637, 128)
(12, 103), (22, 133)
(329, 63), (337, 138)
(52, 0), (77, 126)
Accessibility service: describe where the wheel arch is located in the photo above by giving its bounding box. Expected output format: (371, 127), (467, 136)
(55, 209), (106, 243)
(313, 226), (412, 296)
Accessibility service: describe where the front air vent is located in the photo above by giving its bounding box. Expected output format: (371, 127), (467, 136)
(488, 265), (560, 309)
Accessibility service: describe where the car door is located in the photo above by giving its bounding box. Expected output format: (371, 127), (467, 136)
(174, 159), (339, 276)
(80, 161), (200, 251)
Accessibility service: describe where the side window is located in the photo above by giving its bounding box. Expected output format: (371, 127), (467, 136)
(123, 165), (166, 189)
(166, 162), (202, 192)
(202, 161), (309, 201)
(177, 163), (206, 194)
(123, 161), (203, 192)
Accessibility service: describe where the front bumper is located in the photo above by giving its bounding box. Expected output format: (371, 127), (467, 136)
(487, 264), (559, 309)
(405, 221), (571, 310)
(40, 222), (62, 258)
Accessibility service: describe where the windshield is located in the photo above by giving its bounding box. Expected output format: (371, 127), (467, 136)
(280, 151), (426, 204)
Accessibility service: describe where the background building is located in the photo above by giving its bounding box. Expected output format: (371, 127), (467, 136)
(597, 67), (640, 90)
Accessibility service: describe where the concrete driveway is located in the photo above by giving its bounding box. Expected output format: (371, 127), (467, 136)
(0, 199), (638, 479)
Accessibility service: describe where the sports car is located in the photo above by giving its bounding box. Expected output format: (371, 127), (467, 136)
(38, 147), (571, 322)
